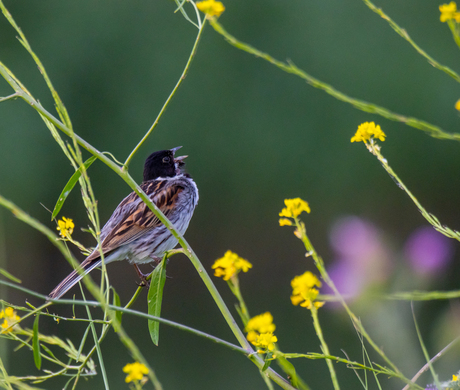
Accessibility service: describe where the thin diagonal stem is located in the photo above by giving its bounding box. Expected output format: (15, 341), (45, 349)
(209, 19), (460, 142)
(364, 139), (460, 241)
(123, 19), (207, 169)
(402, 336), (460, 390)
(0, 92), (18, 102)
(362, 0), (460, 84)
(447, 19), (460, 50)
(310, 307), (340, 390)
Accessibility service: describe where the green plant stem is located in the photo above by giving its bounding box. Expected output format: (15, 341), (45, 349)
(123, 18), (207, 169)
(124, 287), (143, 310)
(310, 306), (340, 390)
(208, 19), (460, 142)
(0, 280), (244, 354)
(362, 0), (460, 83)
(0, 92), (18, 102)
(7, 332), (60, 368)
(447, 20), (460, 50)
(320, 289), (460, 302)
(410, 304), (441, 390)
(386, 290), (460, 300)
(364, 139), (460, 241)
(0, 356), (15, 390)
(227, 276), (250, 326)
(402, 336), (460, 390)
(282, 352), (423, 388)
(260, 373), (275, 390)
(84, 306), (110, 390)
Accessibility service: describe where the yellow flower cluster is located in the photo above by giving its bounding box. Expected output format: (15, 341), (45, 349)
(245, 312), (277, 352)
(253, 332), (278, 352)
(290, 271), (324, 309)
(278, 198), (311, 226)
(439, 2), (460, 22)
(0, 307), (20, 333)
(351, 122), (386, 143)
(57, 217), (75, 238)
(123, 362), (149, 384)
(212, 250), (252, 281)
(196, 0), (225, 17)
(245, 312), (276, 341)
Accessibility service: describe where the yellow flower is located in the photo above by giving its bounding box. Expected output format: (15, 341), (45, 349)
(245, 312), (277, 350)
(212, 250), (252, 280)
(453, 374), (459, 381)
(123, 362), (149, 383)
(196, 0), (225, 17)
(253, 332), (278, 352)
(279, 198), (311, 219)
(455, 99), (460, 111)
(290, 271), (324, 309)
(57, 217), (75, 238)
(278, 218), (292, 226)
(246, 312), (276, 334)
(439, 2), (460, 22)
(351, 122), (386, 143)
(0, 307), (20, 333)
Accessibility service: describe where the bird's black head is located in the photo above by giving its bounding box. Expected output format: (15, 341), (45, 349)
(143, 146), (187, 182)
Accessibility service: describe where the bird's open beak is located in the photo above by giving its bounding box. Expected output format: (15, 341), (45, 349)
(174, 155), (188, 166)
(171, 146), (182, 155)
(171, 147), (187, 167)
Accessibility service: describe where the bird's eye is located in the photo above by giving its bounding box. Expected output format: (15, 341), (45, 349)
(162, 157), (170, 163)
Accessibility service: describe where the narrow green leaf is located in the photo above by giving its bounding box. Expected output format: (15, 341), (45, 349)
(41, 343), (58, 361)
(0, 268), (21, 283)
(51, 156), (97, 220)
(147, 257), (167, 346)
(112, 289), (122, 332)
(276, 355), (301, 388)
(32, 314), (41, 370)
(262, 353), (273, 372)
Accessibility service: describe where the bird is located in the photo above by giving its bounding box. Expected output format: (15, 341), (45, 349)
(48, 146), (199, 299)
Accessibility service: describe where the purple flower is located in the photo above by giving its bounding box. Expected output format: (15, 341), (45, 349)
(404, 226), (455, 275)
(329, 216), (382, 260)
(325, 216), (391, 299)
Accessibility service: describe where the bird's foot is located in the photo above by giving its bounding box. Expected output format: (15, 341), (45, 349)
(133, 264), (151, 288)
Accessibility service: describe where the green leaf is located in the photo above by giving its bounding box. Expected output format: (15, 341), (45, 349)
(112, 289), (122, 332)
(276, 355), (300, 388)
(147, 257), (167, 346)
(0, 268), (21, 283)
(51, 156), (97, 220)
(261, 353), (273, 372)
(32, 314), (41, 370)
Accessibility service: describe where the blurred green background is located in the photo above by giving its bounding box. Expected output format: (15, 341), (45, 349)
(1, 0), (460, 389)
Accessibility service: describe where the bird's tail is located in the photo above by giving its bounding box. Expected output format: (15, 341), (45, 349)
(48, 258), (102, 300)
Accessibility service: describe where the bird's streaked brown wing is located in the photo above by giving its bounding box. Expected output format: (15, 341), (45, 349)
(85, 181), (184, 262)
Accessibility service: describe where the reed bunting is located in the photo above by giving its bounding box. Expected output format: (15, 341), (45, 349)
(48, 146), (199, 299)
